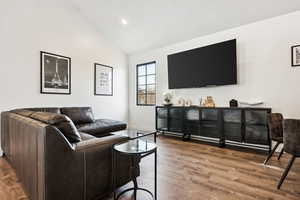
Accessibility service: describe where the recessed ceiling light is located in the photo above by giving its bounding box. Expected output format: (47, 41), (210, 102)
(121, 18), (128, 25)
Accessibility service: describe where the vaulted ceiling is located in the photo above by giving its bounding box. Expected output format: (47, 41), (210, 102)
(70, 0), (300, 54)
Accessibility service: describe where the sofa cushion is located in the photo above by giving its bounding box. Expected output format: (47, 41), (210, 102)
(76, 119), (127, 136)
(61, 107), (95, 125)
(79, 132), (96, 141)
(30, 112), (82, 143)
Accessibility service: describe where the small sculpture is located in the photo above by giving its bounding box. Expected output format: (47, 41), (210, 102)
(230, 99), (238, 107)
(177, 97), (185, 106)
(202, 96), (215, 107)
(185, 99), (192, 107)
(163, 92), (173, 106)
(199, 98), (203, 106)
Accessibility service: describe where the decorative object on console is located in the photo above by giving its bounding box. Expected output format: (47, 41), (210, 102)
(40, 51), (71, 95)
(94, 63), (113, 96)
(239, 99), (263, 106)
(162, 92), (173, 105)
(177, 97), (185, 106)
(199, 98), (203, 106)
(291, 45), (300, 67)
(185, 99), (192, 107)
(202, 96), (215, 107)
(230, 99), (238, 107)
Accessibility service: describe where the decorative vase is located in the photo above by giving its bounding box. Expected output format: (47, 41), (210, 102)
(163, 92), (173, 105)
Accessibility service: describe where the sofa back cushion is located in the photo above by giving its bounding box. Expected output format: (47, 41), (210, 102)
(26, 107), (61, 114)
(30, 112), (82, 143)
(61, 107), (95, 125)
(12, 109), (36, 117)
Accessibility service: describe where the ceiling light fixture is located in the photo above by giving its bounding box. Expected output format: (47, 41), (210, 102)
(121, 18), (128, 25)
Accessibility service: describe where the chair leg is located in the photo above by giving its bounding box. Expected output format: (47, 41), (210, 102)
(277, 155), (296, 189)
(278, 147), (284, 160)
(264, 142), (280, 165)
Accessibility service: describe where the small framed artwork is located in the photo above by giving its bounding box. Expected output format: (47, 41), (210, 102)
(291, 45), (300, 67)
(40, 51), (71, 94)
(94, 63), (113, 96)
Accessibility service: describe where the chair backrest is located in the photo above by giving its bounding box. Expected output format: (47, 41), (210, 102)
(268, 113), (283, 141)
(283, 119), (300, 156)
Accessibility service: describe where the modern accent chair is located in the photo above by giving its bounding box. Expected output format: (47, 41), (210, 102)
(277, 119), (300, 189)
(264, 113), (284, 165)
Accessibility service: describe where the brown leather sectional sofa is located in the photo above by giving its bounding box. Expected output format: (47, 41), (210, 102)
(1, 107), (138, 200)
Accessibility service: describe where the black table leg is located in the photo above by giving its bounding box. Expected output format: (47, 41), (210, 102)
(112, 148), (116, 200)
(155, 149), (157, 200)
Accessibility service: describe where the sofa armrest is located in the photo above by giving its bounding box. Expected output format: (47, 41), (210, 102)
(74, 134), (137, 200)
(74, 134), (128, 151)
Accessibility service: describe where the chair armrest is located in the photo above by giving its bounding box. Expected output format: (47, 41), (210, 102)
(75, 134), (128, 151)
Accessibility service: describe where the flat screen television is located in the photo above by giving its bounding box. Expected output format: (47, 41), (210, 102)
(168, 39), (237, 89)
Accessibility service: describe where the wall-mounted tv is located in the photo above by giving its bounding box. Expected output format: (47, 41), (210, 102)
(168, 39), (237, 89)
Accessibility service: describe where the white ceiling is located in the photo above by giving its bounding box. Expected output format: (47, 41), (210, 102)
(70, 0), (300, 54)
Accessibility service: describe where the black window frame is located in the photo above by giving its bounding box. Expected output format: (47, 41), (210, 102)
(136, 61), (156, 106)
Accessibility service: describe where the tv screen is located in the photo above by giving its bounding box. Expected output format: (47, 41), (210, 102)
(168, 39), (237, 89)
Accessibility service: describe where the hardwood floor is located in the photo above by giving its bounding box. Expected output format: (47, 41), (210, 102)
(1, 136), (300, 200)
(0, 156), (28, 200)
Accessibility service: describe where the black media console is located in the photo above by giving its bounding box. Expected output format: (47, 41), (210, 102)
(156, 106), (272, 152)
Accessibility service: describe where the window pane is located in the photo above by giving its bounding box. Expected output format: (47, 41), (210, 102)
(137, 62), (156, 106)
(138, 85), (146, 95)
(147, 84), (156, 94)
(147, 93), (156, 105)
(138, 66), (146, 76)
(138, 94), (146, 104)
(138, 76), (146, 85)
(147, 75), (155, 84)
(147, 63), (155, 75)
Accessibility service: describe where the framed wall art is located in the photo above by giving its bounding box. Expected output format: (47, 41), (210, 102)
(94, 63), (113, 96)
(40, 51), (71, 94)
(291, 45), (300, 67)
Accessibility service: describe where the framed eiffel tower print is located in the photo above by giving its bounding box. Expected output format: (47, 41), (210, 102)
(40, 51), (71, 94)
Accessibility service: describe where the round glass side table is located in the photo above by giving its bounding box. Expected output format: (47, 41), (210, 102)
(113, 139), (157, 200)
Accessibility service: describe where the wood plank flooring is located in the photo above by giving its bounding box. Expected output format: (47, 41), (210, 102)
(1, 136), (300, 200)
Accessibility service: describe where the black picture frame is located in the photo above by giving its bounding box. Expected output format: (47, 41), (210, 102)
(291, 45), (300, 67)
(94, 63), (113, 96)
(40, 51), (71, 95)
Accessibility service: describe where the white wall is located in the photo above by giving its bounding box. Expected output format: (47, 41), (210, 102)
(0, 0), (129, 155)
(129, 11), (300, 131)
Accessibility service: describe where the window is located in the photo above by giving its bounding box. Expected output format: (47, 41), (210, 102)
(137, 61), (156, 106)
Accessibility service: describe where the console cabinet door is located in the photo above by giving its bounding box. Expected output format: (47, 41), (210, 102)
(200, 109), (220, 139)
(156, 107), (168, 131)
(223, 109), (242, 142)
(168, 107), (184, 132)
(184, 108), (201, 136)
(244, 110), (269, 145)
